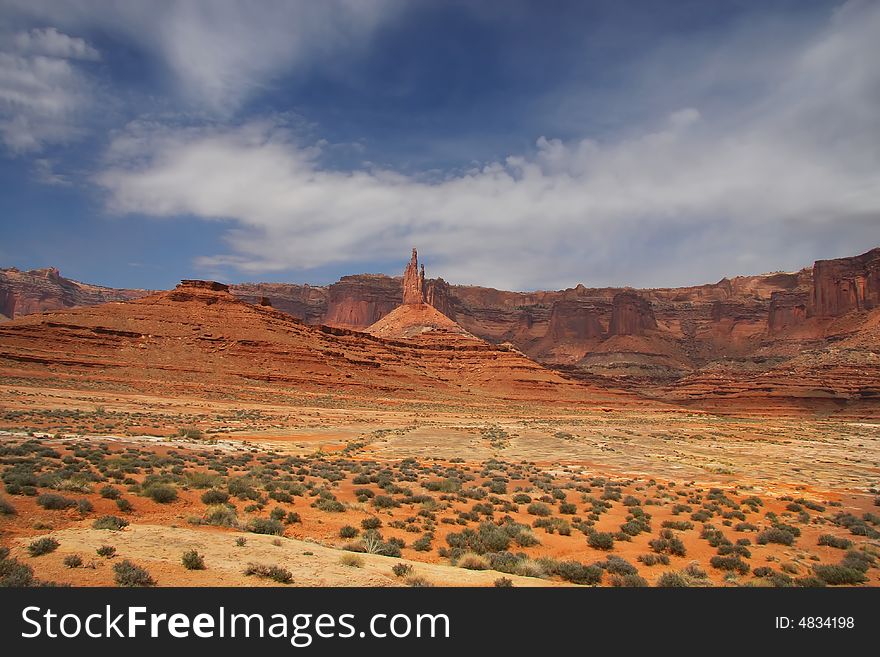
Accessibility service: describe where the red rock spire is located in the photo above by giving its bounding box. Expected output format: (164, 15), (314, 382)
(402, 248), (426, 305)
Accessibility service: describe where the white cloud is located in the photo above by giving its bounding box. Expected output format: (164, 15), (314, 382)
(13, 27), (100, 61)
(3, 0), (400, 113)
(93, 1), (880, 289)
(0, 28), (100, 152)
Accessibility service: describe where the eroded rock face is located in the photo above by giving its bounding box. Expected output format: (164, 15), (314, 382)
(402, 248), (426, 305)
(811, 248), (880, 317)
(768, 291), (808, 332)
(545, 300), (604, 341)
(0, 267), (147, 319)
(323, 275), (401, 328)
(0, 288), (15, 320)
(177, 280), (229, 292)
(609, 292), (657, 336)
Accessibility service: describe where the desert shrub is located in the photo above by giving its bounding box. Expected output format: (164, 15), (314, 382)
(36, 493), (76, 510)
(201, 489), (229, 505)
(734, 522), (758, 532)
(392, 563), (413, 578)
(372, 495), (398, 509)
(649, 529), (687, 557)
(494, 576), (514, 587)
(96, 545), (116, 557)
(412, 534), (433, 552)
(841, 549), (873, 573)
(610, 573), (649, 587)
(93, 515), (129, 530)
(587, 531), (615, 551)
(63, 554), (83, 568)
(623, 495), (641, 507)
(0, 497), (15, 515)
(691, 510), (712, 522)
(77, 498), (93, 514)
(512, 493), (532, 504)
(202, 505), (238, 527)
(339, 525), (359, 539)
(143, 484), (177, 504)
(683, 561), (708, 579)
(812, 564), (867, 585)
(818, 534), (852, 550)
(526, 502), (552, 517)
(543, 558), (603, 585)
(248, 518), (284, 535)
(662, 520), (694, 531)
(113, 560), (155, 586)
(405, 576), (433, 587)
(235, 537), (247, 547)
(710, 555), (750, 574)
(115, 498), (133, 512)
(99, 486), (121, 500)
(361, 516), (382, 530)
(340, 554), (364, 568)
(601, 555), (638, 576)
(0, 555), (36, 586)
(638, 553), (670, 566)
(28, 537), (59, 556)
(244, 563), (293, 584)
(559, 502), (577, 514)
(458, 553), (489, 570)
(182, 550), (205, 570)
(757, 527), (795, 546)
(656, 571), (695, 587)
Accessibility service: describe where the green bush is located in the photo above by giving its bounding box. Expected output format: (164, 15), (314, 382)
(115, 498), (133, 512)
(96, 545), (116, 557)
(144, 484), (177, 504)
(709, 555), (750, 574)
(587, 531), (615, 551)
(93, 515), (129, 530)
(36, 493), (76, 510)
(361, 517), (382, 530)
(339, 525), (359, 539)
(114, 560), (155, 586)
(248, 518), (284, 535)
(812, 564), (867, 585)
(63, 554), (83, 568)
(201, 489), (229, 504)
(526, 502), (552, 517)
(99, 486), (121, 500)
(28, 537), (59, 556)
(638, 553), (670, 566)
(181, 550), (205, 570)
(0, 497), (15, 515)
(656, 571), (693, 587)
(756, 527), (795, 546)
(818, 534), (852, 549)
(610, 573), (649, 587)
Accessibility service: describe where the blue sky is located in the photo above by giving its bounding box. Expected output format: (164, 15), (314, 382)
(0, 0), (878, 291)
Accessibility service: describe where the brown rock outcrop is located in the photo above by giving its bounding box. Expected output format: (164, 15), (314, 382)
(402, 248), (426, 305)
(322, 275), (400, 328)
(768, 291), (808, 333)
(811, 247), (880, 317)
(0, 267), (147, 319)
(609, 292), (657, 336)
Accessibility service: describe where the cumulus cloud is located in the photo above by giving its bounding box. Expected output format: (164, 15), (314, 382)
(3, 0), (400, 112)
(0, 28), (100, 152)
(94, 1), (880, 289)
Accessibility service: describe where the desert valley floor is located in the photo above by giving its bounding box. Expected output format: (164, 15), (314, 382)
(1, 377), (879, 587)
(1, 253), (879, 587)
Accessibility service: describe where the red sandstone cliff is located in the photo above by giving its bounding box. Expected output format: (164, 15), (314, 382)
(0, 267), (148, 320)
(810, 247), (880, 317)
